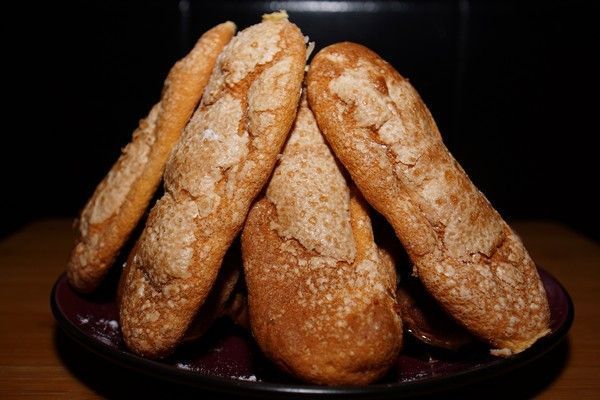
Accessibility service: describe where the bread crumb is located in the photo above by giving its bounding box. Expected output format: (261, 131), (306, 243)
(262, 10), (288, 21)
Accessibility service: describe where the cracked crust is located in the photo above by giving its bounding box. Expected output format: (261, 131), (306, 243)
(119, 15), (306, 358)
(242, 98), (402, 385)
(307, 42), (550, 355)
(67, 22), (236, 293)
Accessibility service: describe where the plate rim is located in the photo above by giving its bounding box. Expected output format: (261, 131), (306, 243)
(50, 267), (574, 398)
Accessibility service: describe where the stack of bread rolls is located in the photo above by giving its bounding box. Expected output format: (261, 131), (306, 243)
(67, 11), (550, 385)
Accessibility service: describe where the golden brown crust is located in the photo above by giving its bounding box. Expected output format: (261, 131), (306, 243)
(67, 22), (236, 293)
(307, 42), (550, 355)
(119, 15), (306, 358)
(242, 98), (402, 385)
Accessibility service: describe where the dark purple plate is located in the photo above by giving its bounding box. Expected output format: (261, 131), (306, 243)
(51, 268), (572, 398)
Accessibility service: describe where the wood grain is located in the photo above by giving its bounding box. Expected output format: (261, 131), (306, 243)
(0, 219), (597, 398)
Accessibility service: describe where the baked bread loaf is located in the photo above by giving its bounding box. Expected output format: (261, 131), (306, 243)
(67, 22), (236, 293)
(242, 97), (402, 385)
(307, 42), (550, 355)
(119, 13), (307, 358)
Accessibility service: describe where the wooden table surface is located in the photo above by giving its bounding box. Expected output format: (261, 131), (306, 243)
(0, 219), (598, 399)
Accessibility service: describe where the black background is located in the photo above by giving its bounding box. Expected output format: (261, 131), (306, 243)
(2, 0), (598, 240)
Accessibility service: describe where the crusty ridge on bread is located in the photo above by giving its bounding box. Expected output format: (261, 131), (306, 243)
(119, 15), (307, 358)
(242, 97), (402, 385)
(307, 42), (550, 355)
(67, 22), (236, 293)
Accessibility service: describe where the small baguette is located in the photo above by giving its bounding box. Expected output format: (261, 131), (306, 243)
(119, 14), (306, 358)
(67, 22), (236, 293)
(307, 42), (550, 355)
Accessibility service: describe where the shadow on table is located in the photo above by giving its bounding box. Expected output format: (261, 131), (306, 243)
(53, 325), (571, 399)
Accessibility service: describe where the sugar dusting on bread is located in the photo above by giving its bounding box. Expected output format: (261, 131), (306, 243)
(267, 98), (356, 261)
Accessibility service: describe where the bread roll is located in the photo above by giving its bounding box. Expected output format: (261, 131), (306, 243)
(119, 13), (306, 358)
(307, 42), (550, 355)
(67, 22), (236, 293)
(242, 97), (402, 385)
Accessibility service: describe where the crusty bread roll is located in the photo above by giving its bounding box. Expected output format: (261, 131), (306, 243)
(307, 42), (550, 356)
(67, 22), (236, 293)
(242, 97), (402, 385)
(119, 13), (307, 358)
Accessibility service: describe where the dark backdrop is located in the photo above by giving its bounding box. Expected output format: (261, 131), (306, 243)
(2, 0), (598, 240)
